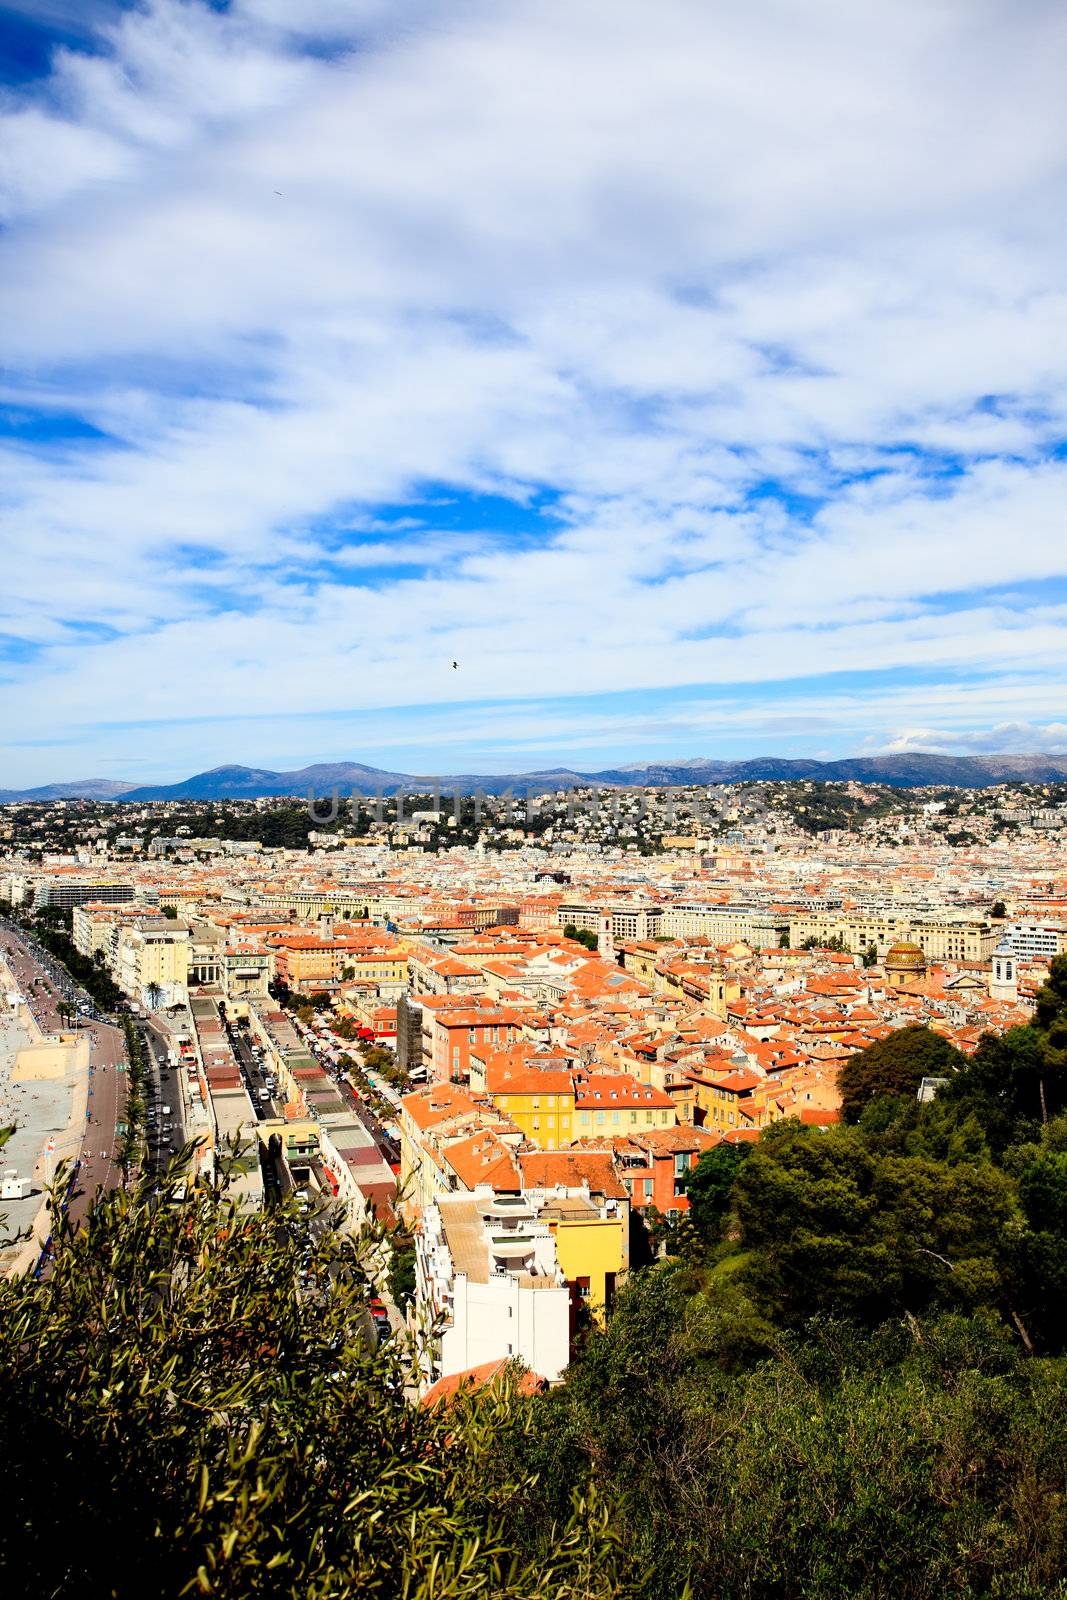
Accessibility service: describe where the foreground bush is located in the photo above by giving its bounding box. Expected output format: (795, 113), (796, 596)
(0, 1161), (628, 1600)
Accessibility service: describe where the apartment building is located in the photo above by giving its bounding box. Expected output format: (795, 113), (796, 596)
(415, 1193), (570, 1389)
(36, 877), (137, 912)
(660, 902), (783, 947)
(1003, 921), (1067, 960)
(557, 902), (663, 941)
(787, 911), (997, 963)
(114, 918), (190, 1007)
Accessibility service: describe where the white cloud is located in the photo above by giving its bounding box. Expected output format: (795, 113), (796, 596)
(881, 722), (1067, 757)
(0, 0), (1065, 782)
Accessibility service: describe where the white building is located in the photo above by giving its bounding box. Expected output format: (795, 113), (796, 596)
(1003, 922), (1067, 961)
(415, 1192), (570, 1390)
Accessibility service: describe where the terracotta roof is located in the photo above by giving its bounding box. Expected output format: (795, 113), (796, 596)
(519, 1149), (628, 1200)
(421, 1359), (544, 1408)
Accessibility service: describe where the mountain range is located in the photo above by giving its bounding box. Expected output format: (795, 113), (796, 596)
(2, 752), (1066, 803)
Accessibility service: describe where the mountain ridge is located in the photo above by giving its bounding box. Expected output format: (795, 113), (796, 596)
(2, 751), (1067, 803)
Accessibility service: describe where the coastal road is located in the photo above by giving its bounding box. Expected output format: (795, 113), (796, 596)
(69, 1018), (128, 1230)
(0, 925), (127, 1233)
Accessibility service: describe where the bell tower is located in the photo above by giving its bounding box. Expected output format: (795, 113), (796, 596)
(989, 939), (1017, 1003)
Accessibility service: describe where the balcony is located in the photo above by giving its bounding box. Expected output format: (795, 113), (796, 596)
(489, 1236), (536, 1266)
(478, 1195), (535, 1225)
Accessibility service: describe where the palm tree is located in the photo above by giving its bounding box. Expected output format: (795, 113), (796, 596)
(145, 982), (164, 1013)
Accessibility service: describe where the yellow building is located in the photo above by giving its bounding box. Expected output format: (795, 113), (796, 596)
(553, 1214), (625, 1323)
(788, 913), (996, 964)
(339, 949), (409, 986)
(485, 1066), (577, 1148)
(115, 919), (190, 1006)
(519, 1150), (630, 1325)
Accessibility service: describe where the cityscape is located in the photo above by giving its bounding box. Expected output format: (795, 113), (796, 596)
(2, 1), (1066, 1597)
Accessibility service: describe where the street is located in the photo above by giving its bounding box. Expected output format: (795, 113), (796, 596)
(0, 921), (127, 1240)
(141, 1020), (188, 1176)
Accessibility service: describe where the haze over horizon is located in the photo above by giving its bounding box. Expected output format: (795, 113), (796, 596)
(2, 0), (1066, 788)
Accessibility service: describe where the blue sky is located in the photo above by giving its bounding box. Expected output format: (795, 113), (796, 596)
(1, 0), (1065, 786)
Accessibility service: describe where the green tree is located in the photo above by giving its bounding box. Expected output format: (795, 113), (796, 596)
(732, 1121), (1014, 1326)
(387, 1237), (416, 1309)
(682, 1141), (751, 1246)
(1006, 1144), (1067, 1352)
(489, 1266), (1067, 1600)
(801, 934), (849, 953)
(941, 1013), (1066, 1151)
(0, 1170), (630, 1600)
(840, 1026), (964, 1123)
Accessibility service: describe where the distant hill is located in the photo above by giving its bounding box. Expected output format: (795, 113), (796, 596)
(3, 751), (1066, 803)
(585, 753), (1067, 788)
(0, 777), (137, 803)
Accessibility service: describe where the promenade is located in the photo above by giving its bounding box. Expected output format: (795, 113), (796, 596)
(0, 931), (127, 1275)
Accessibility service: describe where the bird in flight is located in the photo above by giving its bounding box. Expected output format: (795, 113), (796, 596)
(452, 661), (458, 669)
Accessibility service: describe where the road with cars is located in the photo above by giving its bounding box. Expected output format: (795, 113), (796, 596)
(227, 1022), (283, 1120)
(0, 921), (127, 1238)
(141, 1020), (187, 1175)
(2, 925), (404, 1353)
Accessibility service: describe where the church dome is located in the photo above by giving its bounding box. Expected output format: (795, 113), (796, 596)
(884, 940), (927, 972)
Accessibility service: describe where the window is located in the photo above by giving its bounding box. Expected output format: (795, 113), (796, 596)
(643, 1178), (653, 1198)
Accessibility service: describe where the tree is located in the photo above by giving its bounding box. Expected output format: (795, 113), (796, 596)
(387, 1236), (416, 1309)
(0, 1169), (631, 1600)
(682, 1141), (752, 1246)
(145, 982), (164, 1012)
(493, 1266), (1067, 1600)
(1007, 1143), (1067, 1351)
(862, 943), (878, 968)
(732, 1120), (1014, 1327)
(992, 900), (1007, 919)
(801, 934), (849, 953)
(1033, 954), (1067, 1123)
(942, 1006), (1067, 1151)
(840, 1026), (964, 1122)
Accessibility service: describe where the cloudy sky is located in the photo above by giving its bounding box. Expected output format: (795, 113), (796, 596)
(1, 0), (1065, 785)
